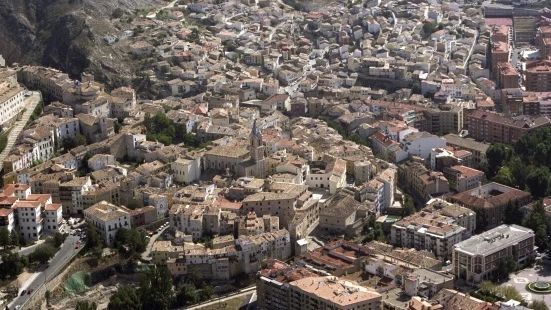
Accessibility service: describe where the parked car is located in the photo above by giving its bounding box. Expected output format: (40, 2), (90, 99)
(20, 290), (26, 296)
(27, 289), (33, 295)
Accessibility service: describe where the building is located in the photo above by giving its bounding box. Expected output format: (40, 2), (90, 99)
(467, 110), (551, 145)
(490, 41), (509, 78)
(525, 60), (551, 92)
(398, 161), (449, 202)
(170, 156), (202, 185)
(452, 224), (535, 283)
(536, 26), (551, 60)
(422, 105), (464, 135)
(0, 68), (26, 130)
(496, 62), (519, 89)
(401, 132), (446, 160)
(452, 182), (531, 229)
(287, 276), (382, 310)
(443, 134), (490, 166)
(295, 239), (371, 276)
(83, 201), (131, 246)
(319, 191), (367, 234)
(391, 211), (466, 260)
(443, 165), (484, 193)
(256, 259), (317, 310)
(305, 154), (347, 194)
(424, 199), (476, 236)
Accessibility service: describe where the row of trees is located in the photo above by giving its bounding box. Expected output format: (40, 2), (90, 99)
(0, 232), (66, 280)
(107, 267), (214, 310)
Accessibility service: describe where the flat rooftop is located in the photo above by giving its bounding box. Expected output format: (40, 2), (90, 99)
(453, 224), (534, 256)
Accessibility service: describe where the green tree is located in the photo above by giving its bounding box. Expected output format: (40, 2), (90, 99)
(144, 113), (176, 146)
(402, 194), (415, 217)
(497, 256), (517, 280)
(199, 286), (214, 301)
(502, 201), (523, 225)
(0, 228), (10, 248)
(126, 199), (144, 210)
(0, 253), (24, 279)
(30, 243), (56, 264)
(523, 200), (549, 250)
(52, 232), (66, 248)
(486, 143), (512, 178)
(84, 222), (104, 257)
(76, 301), (97, 310)
(139, 267), (174, 310)
(493, 166), (515, 186)
(531, 300), (550, 310)
(113, 228), (147, 259)
(423, 21), (438, 34)
(10, 230), (19, 247)
(475, 208), (489, 232)
(525, 167), (550, 198)
(175, 284), (198, 307)
(108, 285), (142, 310)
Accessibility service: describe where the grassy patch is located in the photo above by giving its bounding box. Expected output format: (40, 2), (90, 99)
(195, 294), (250, 310)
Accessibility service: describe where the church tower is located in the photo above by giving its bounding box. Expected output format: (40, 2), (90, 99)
(250, 119), (265, 162)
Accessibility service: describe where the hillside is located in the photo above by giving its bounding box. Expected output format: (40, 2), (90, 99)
(0, 0), (164, 88)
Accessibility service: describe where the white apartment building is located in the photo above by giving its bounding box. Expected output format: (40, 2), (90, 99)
(305, 156), (346, 194)
(84, 201), (131, 246)
(54, 118), (80, 145)
(453, 225), (535, 283)
(0, 68), (26, 130)
(14, 193), (52, 242)
(171, 156), (202, 185)
(391, 211), (466, 260)
(23, 127), (55, 162)
(43, 203), (63, 233)
(0, 208), (15, 233)
(402, 132), (447, 160)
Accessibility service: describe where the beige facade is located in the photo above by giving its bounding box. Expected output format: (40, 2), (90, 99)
(288, 276), (382, 310)
(453, 225), (535, 283)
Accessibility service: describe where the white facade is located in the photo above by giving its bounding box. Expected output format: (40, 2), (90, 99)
(44, 204), (63, 232)
(402, 132), (447, 160)
(54, 118), (80, 145)
(24, 127), (55, 162)
(84, 201), (131, 247)
(171, 157), (202, 185)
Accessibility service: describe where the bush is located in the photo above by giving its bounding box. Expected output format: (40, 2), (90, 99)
(112, 8), (124, 19)
(0, 132), (8, 154)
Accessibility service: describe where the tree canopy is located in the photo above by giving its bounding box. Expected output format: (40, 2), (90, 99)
(76, 301), (97, 310)
(139, 266), (174, 310)
(113, 228), (148, 259)
(522, 200), (549, 251)
(486, 127), (551, 198)
(144, 113), (176, 146)
(108, 285), (142, 310)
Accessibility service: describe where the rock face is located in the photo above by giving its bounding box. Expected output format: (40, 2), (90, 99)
(0, 0), (161, 86)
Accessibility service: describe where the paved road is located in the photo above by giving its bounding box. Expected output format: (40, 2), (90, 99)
(182, 286), (256, 310)
(0, 91), (42, 172)
(17, 240), (46, 257)
(8, 235), (82, 310)
(141, 225), (168, 260)
(503, 253), (551, 305)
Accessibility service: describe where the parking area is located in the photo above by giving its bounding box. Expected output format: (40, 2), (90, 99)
(504, 254), (551, 304)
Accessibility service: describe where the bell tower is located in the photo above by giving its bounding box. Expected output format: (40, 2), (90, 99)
(250, 119), (265, 162)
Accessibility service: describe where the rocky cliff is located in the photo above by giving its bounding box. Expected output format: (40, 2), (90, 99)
(0, 0), (162, 88)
